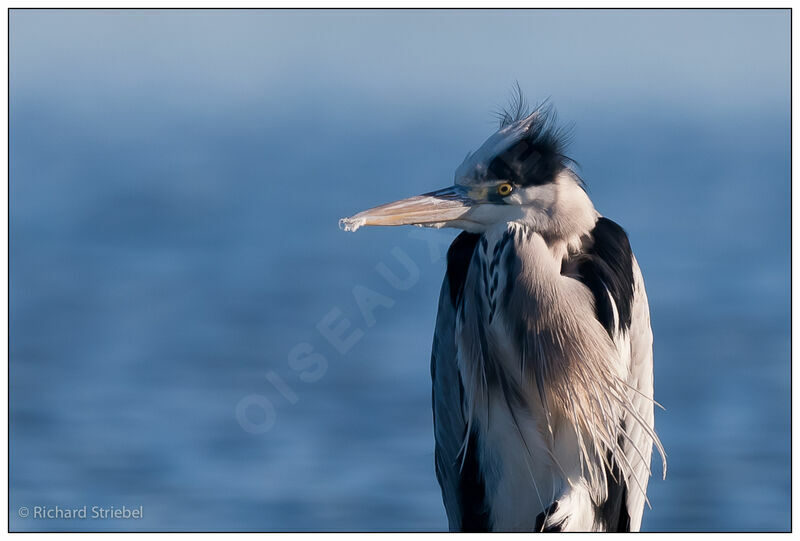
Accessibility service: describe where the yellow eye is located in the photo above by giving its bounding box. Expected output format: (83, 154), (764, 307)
(497, 183), (513, 196)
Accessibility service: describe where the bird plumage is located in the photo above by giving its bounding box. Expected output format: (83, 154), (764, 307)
(432, 218), (662, 531)
(429, 96), (664, 532)
(341, 90), (665, 532)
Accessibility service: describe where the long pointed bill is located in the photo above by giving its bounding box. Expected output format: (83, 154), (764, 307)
(339, 186), (475, 232)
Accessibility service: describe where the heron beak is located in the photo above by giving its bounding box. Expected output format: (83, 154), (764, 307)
(339, 186), (475, 232)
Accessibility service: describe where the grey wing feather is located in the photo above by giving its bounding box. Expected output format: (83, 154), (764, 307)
(621, 257), (659, 531)
(431, 275), (466, 531)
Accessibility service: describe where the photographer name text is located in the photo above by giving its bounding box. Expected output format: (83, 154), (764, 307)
(18, 505), (143, 520)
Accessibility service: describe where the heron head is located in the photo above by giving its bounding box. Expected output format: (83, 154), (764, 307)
(340, 101), (597, 238)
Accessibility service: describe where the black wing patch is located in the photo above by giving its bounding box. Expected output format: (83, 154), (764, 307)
(576, 217), (635, 336)
(447, 231), (481, 307)
(595, 422), (632, 531)
(534, 501), (564, 532)
(595, 455), (631, 531)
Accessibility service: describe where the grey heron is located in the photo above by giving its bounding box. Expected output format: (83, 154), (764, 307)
(340, 94), (665, 532)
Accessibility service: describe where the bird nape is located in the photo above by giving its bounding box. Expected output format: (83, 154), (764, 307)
(340, 93), (665, 533)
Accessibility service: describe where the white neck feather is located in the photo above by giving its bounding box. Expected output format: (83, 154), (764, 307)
(514, 170), (599, 249)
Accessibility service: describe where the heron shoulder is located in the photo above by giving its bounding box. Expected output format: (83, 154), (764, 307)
(573, 217), (636, 337)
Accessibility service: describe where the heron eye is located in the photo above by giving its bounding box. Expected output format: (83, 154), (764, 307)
(497, 183), (513, 196)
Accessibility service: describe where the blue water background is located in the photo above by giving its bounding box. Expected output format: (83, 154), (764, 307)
(10, 9), (790, 531)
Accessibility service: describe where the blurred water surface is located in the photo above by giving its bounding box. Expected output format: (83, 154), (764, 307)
(10, 9), (789, 531)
